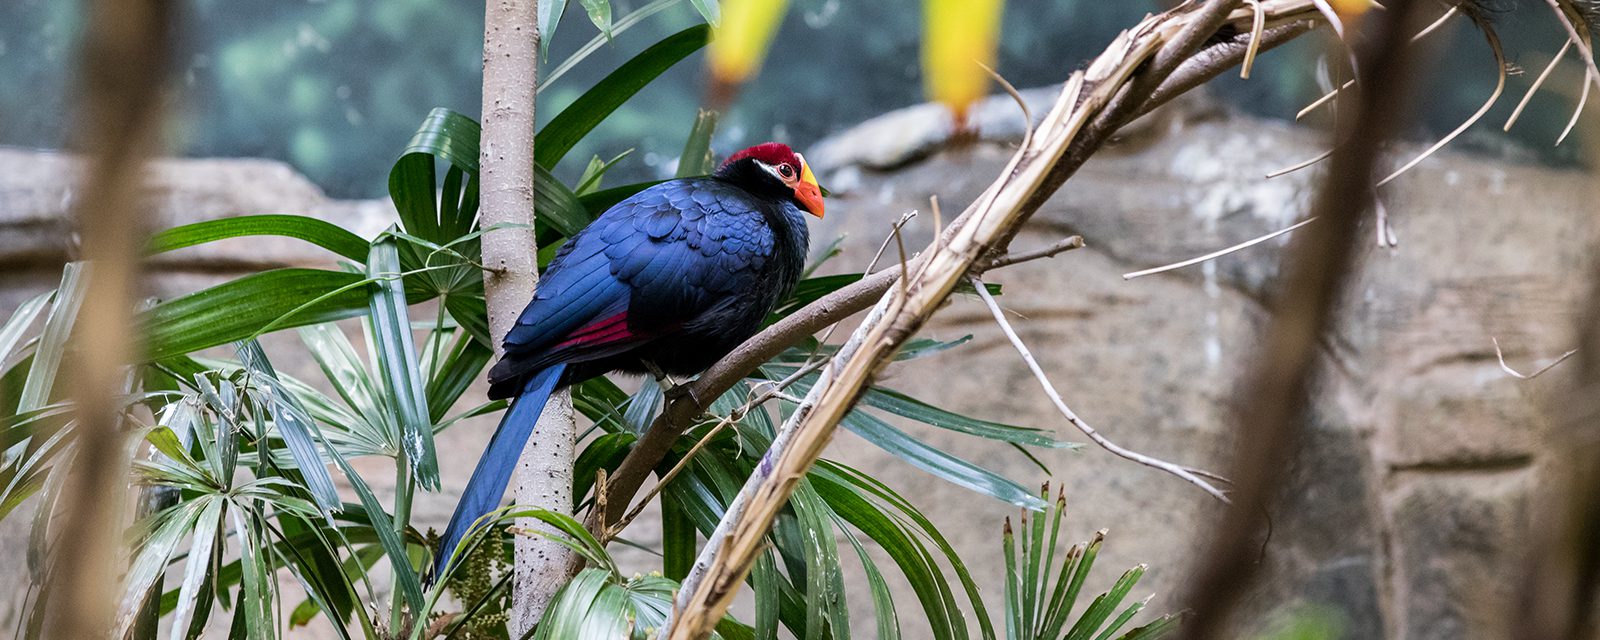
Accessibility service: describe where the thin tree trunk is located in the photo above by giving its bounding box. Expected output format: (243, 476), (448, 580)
(478, 0), (575, 633)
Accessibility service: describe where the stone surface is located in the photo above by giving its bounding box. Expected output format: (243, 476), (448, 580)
(0, 87), (1592, 637)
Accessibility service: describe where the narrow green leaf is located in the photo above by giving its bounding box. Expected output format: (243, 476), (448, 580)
(539, 0), (569, 57)
(297, 323), (391, 435)
(578, 180), (665, 217)
(143, 269), (370, 361)
(390, 108), (480, 247)
(690, 0), (720, 25)
(535, 569), (610, 640)
(581, 0), (612, 35)
(0, 290), (51, 368)
(424, 335), (492, 423)
(1065, 565), (1145, 640)
(114, 502), (207, 638)
(1026, 491), (1048, 636)
(771, 366), (1065, 447)
(1003, 518), (1021, 640)
(241, 346), (427, 613)
(677, 109), (719, 177)
(366, 238), (440, 490)
(575, 155), (604, 196)
(841, 527), (900, 640)
(793, 481), (849, 639)
(535, 162), (593, 240)
(168, 499), (224, 640)
(812, 472), (962, 640)
(751, 552), (782, 640)
(662, 494), (695, 582)
(819, 461), (996, 640)
(834, 407), (1046, 510)
(572, 431), (632, 509)
(227, 505), (273, 640)
(237, 342), (343, 513)
(19, 263), (87, 411)
(1114, 615), (1180, 640)
(148, 215), (369, 262)
(1092, 596), (1148, 640)
(536, 25), (712, 168)
(623, 377), (662, 434)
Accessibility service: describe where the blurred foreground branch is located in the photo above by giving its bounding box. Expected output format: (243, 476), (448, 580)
(1512, 98), (1600, 639)
(1175, 3), (1433, 638)
(46, 0), (172, 637)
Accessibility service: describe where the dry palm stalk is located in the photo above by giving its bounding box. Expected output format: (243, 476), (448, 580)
(656, 1), (1339, 637)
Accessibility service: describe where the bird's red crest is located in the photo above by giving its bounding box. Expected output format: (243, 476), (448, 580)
(722, 142), (800, 169)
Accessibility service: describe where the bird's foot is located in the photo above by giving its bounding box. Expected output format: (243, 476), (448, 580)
(642, 360), (697, 404)
(643, 360), (700, 405)
(662, 381), (698, 405)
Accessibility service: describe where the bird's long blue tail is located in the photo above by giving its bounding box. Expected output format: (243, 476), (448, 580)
(430, 363), (566, 584)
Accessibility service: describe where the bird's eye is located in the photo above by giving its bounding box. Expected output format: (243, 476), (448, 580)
(777, 164), (795, 178)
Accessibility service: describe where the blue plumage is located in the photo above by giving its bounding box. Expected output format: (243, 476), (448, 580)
(432, 145), (818, 583)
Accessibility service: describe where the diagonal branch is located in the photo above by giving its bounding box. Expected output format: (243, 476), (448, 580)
(595, 0), (1330, 542)
(656, 2), (1353, 637)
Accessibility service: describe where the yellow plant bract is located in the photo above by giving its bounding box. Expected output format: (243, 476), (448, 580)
(708, 0), (791, 87)
(923, 0), (1004, 124)
(1329, 0), (1373, 19)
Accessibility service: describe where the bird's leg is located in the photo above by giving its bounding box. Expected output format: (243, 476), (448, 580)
(642, 359), (697, 404)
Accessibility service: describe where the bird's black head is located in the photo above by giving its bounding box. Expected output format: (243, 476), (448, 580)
(714, 142), (825, 218)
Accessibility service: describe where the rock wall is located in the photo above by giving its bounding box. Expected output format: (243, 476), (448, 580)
(0, 90), (1592, 638)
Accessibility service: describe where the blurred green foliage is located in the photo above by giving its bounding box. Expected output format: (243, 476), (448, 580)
(0, 0), (1590, 199)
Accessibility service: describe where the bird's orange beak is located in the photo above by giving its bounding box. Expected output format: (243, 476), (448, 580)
(794, 154), (825, 219)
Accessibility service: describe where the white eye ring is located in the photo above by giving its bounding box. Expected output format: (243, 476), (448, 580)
(777, 164), (795, 178)
(757, 160), (789, 182)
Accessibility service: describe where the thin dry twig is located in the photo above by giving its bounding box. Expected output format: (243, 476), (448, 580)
(1242, 0), (1267, 78)
(1560, 70), (1592, 145)
(1376, 17), (1507, 187)
(970, 276), (1230, 501)
(1297, 5), (1459, 121)
(1122, 218), (1315, 280)
(980, 61), (1035, 151)
(1493, 337), (1579, 380)
(987, 236), (1086, 269)
(863, 210), (918, 277)
(1266, 147), (1334, 178)
(1505, 39), (1572, 131)
(1543, 0), (1600, 96)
